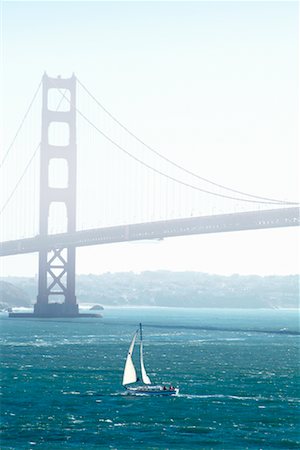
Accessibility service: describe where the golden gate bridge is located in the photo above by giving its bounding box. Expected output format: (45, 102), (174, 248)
(1, 74), (299, 317)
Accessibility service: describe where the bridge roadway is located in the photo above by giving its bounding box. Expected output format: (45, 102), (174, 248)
(1, 207), (299, 257)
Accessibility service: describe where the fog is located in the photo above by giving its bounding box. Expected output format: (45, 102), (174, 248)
(1, 1), (299, 277)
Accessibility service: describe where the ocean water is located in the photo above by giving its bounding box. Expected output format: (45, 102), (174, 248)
(1, 307), (299, 449)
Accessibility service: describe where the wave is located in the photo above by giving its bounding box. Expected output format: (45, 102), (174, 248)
(178, 394), (268, 401)
(144, 323), (300, 336)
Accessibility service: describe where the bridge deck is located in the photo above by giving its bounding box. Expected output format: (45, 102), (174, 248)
(1, 207), (299, 257)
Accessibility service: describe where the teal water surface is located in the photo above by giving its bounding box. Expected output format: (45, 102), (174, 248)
(1, 307), (299, 449)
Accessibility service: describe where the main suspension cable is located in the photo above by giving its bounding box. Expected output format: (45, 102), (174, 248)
(0, 143), (40, 216)
(0, 89), (68, 217)
(78, 110), (297, 205)
(77, 78), (292, 205)
(54, 85), (294, 205)
(0, 78), (42, 170)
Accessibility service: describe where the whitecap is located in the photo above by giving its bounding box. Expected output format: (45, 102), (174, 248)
(179, 394), (269, 401)
(62, 391), (81, 395)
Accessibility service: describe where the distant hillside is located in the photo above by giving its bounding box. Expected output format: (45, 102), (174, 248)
(0, 280), (31, 309)
(0, 272), (299, 309)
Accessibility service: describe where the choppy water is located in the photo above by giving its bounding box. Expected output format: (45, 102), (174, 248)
(1, 307), (299, 449)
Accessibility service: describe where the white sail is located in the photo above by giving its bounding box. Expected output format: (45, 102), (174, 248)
(122, 330), (138, 386)
(140, 341), (151, 385)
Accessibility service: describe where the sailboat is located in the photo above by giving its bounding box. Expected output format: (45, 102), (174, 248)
(122, 323), (179, 396)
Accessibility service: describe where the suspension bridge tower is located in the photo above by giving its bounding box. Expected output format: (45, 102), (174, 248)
(8, 73), (100, 318)
(9, 74), (101, 317)
(33, 73), (79, 317)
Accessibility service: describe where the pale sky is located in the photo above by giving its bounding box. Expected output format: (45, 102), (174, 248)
(0, 1), (299, 277)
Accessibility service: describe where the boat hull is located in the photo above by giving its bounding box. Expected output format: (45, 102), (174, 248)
(125, 386), (179, 396)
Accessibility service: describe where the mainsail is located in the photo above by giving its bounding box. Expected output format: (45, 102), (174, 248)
(122, 330), (138, 385)
(140, 341), (151, 385)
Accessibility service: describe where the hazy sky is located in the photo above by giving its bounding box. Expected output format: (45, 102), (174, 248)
(0, 1), (299, 277)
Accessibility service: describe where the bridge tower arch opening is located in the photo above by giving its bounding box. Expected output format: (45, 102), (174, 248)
(34, 73), (78, 317)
